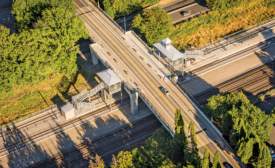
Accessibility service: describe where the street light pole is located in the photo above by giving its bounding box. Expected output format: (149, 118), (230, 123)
(123, 15), (126, 34)
(118, 15), (126, 34)
(98, 0), (100, 8)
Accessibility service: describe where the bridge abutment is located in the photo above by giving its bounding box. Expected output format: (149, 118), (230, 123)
(89, 43), (99, 65)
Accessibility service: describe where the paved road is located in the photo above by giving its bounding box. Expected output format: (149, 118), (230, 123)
(73, 0), (243, 167)
(115, 0), (209, 30)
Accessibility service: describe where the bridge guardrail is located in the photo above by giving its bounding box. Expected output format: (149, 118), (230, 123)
(170, 79), (223, 136)
(89, 1), (125, 34)
(137, 89), (174, 136)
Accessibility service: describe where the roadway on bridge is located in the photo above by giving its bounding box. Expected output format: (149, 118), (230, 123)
(73, 0), (241, 167)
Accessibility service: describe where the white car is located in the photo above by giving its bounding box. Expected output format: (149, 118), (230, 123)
(181, 11), (191, 16)
(160, 87), (170, 95)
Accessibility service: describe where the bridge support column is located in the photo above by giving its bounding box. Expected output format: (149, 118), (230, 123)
(124, 86), (138, 114)
(89, 43), (99, 65)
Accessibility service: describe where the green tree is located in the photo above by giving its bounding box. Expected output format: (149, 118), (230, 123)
(201, 148), (211, 168)
(255, 144), (272, 168)
(221, 112), (234, 137)
(12, 0), (75, 31)
(235, 137), (254, 164)
(170, 109), (188, 163)
(132, 7), (173, 46)
(111, 151), (134, 168)
(212, 149), (222, 168)
(187, 121), (200, 166)
(0, 8), (88, 93)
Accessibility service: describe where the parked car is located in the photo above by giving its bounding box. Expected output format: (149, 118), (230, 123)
(270, 148), (274, 155)
(180, 11), (191, 16)
(160, 87), (170, 95)
(223, 162), (233, 168)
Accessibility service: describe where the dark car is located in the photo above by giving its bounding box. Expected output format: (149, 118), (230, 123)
(160, 87), (170, 95)
(223, 162), (233, 168)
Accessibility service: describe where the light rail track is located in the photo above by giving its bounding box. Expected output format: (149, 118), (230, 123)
(30, 114), (161, 168)
(0, 99), (128, 154)
(193, 61), (275, 104)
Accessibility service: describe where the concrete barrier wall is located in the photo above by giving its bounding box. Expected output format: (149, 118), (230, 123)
(0, 0), (13, 9)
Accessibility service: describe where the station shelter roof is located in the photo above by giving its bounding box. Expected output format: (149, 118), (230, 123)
(96, 68), (122, 86)
(153, 38), (184, 61)
(61, 103), (74, 113)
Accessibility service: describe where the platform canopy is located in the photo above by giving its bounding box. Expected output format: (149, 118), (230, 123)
(96, 68), (122, 86)
(153, 38), (184, 61)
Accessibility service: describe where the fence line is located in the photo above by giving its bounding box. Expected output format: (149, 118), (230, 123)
(198, 16), (275, 52)
(2, 104), (57, 129)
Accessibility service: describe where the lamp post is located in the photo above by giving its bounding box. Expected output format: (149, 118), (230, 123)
(118, 15), (126, 34)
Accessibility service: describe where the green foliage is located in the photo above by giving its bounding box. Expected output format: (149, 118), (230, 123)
(212, 149), (222, 168)
(187, 121), (200, 166)
(205, 91), (273, 166)
(204, 91), (249, 122)
(201, 148), (211, 168)
(206, 0), (252, 11)
(0, 8), (88, 94)
(170, 109), (188, 163)
(171, 0), (275, 50)
(12, 0), (75, 31)
(111, 151), (135, 168)
(255, 144), (272, 168)
(88, 154), (105, 168)
(102, 0), (161, 19)
(132, 7), (173, 46)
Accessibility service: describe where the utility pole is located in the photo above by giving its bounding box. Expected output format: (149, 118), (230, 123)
(118, 15), (126, 34)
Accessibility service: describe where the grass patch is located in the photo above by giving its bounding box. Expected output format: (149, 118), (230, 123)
(171, 0), (275, 50)
(0, 66), (92, 125)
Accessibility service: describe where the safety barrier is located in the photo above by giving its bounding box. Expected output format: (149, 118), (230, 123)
(89, 1), (125, 34)
(137, 89), (174, 136)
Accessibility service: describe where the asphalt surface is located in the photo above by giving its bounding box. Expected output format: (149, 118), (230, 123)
(73, 0), (242, 167)
(115, 0), (209, 31)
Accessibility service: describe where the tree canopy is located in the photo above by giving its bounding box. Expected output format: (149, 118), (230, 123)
(132, 7), (173, 46)
(11, 0), (75, 31)
(205, 91), (273, 166)
(0, 7), (88, 93)
(102, 0), (161, 19)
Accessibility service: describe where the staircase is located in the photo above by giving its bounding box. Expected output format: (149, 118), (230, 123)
(72, 83), (104, 107)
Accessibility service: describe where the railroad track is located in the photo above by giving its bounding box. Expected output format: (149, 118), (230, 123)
(194, 61), (275, 104)
(190, 37), (275, 75)
(0, 99), (128, 154)
(30, 114), (161, 168)
(0, 94), (100, 137)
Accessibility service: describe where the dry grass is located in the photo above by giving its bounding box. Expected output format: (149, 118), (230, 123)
(0, 71), (91, 125)
(171, 0), (275, 50)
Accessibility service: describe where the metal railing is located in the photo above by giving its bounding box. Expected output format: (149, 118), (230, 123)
(137, 89), (174, 135)
(89, 1), (125, 34)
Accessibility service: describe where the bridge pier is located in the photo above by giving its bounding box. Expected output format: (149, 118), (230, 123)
(89, 43), (99, 65)
(124, 85), (138, 114)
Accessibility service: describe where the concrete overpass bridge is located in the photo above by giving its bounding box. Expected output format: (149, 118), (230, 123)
(73, 0), (243, 167)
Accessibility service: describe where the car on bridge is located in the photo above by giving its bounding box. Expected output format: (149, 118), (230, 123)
(160, 87), (170, 95)
(180, 11), (191, 16)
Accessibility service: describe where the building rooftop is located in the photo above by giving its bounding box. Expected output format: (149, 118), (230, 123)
(61, 103), (74, 113)
(153, 39), (184, 61)
(96, 68), (122, 86)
